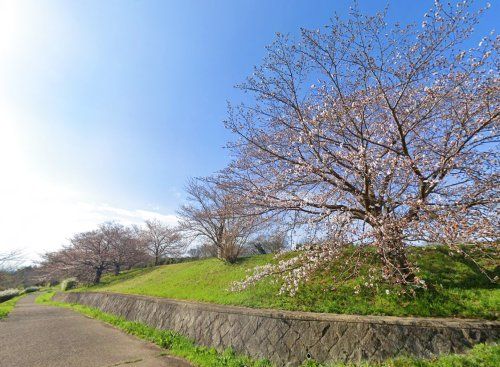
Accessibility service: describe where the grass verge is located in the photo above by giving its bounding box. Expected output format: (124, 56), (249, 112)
(302, 343), (500, 366)
(36, 291), (499, 367)
(0, 294), (25, 319)
(76, 247), (499, 319)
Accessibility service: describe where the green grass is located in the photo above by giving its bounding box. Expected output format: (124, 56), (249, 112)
(75, 246), (499, 319)
(0, 294), (24, 319)
(302, 343), (500, 366)
(36, 291), (499, 367)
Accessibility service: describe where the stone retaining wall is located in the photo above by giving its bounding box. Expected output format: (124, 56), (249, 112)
(54, 292), (499, 366)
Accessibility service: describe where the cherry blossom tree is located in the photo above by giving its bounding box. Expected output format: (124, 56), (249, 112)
(223, 1), (499, 294)
(140, 219), (185, 266)
(99, 222), (145, 275)
(38, 224), (148, 284)
(0, 250), (24, 271)
(39, 230), (112, 284)
(178, 178), (260, 263)
(0, 250), (25, 290)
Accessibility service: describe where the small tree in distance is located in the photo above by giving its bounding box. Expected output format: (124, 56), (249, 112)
(0, 250), (24, 271)
(188, 243), (219, 259)
(178, 178), (260, 263)
(38, 223), (149, 285)
(140, 219), (185, 266)
(40, 230), (112, 285)
(72, 230), (114, 284)
(248, 233), (288, 255)
(223, 1), (499, 295)
(99, 222), (145, 275)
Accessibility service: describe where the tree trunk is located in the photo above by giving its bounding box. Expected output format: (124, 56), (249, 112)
(375, 223), (415, 285)
(93, 267), (103, 284)
(254, 244), (267, 254)
(216, 245), (223, 261)
(154, 254), (159, 266)
(217, 241), (239, 263)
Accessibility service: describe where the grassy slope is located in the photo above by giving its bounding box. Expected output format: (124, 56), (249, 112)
(37, 291), (499, 367)
(77, 247), (499, 319)
(0, 295), (24, 319)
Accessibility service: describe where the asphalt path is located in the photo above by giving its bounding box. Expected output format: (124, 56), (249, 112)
(0, 293), (191, 367)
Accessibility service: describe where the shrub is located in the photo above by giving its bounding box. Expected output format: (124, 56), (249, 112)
(45, 280), (59, 287)
(0, 289), (21, 303)
(22, 286), (40, 294)
(61, 278), (77, 291)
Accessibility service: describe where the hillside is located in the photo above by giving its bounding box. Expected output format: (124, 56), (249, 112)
(75, 247), (499, 319)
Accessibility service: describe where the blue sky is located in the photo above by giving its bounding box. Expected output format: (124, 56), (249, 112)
(0, 0), (497, 261)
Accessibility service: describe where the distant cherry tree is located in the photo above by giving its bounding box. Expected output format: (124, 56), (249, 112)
(223, 1), (499, 294)
(140, 219), (185, 266)
(99, 222), (145, 275)
(39, 223), (148, 284)
(40, 230), (112, 284)
(178, 179), (260, 263)
(0, 250), (24, 271)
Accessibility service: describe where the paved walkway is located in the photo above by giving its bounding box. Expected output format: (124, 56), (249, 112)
(0, 294), (191, 367)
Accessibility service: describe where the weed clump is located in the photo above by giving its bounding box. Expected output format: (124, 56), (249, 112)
(61, 278), (78, 291)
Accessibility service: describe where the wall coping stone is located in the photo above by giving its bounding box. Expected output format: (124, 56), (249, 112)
(68, 291), (499, 329)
